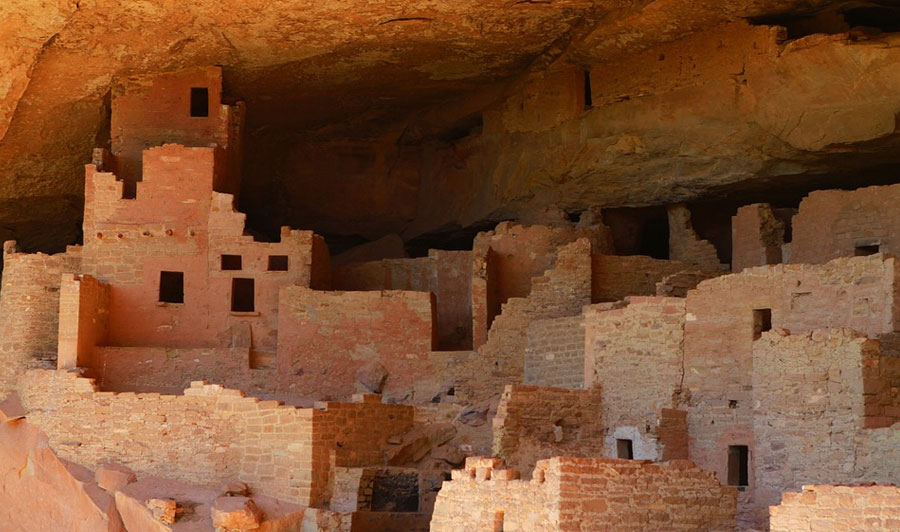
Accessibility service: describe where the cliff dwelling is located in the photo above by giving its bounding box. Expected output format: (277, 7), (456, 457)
(0, 1), (899, 531)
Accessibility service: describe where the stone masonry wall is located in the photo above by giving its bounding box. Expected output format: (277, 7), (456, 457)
(0, 242), (81, 395)
(751, 329), (900, 527)
(276, 286), (436, 401)
(792, 184), (900, 264)
(523, 315), (585, 389)
(332, 250), (473, 350)
(19, 370), (413, 507)
(492, 385), (604, 477)
(732, 203), (784, 272)
(584, 296), (686, 461)
(668, 204), (721, 270)
(590, 254), (696, 302)
(682, 254), (900, 528)
(57, 274), (110, 370)
(471, 222), (611, 348)
(430, 457), (736, 532)
(769, 485), (900, 532)
(460, 238), (592, 402)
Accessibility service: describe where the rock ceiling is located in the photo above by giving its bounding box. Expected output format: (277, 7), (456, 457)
(2, 0), (900, 252)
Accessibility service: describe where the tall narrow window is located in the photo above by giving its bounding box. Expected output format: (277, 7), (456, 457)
(268, 255), (289, 271)
(190, 87), (209, 118)
(493, 510), (504, 532)
(221, 254), (242, 271)
(583, 70), (593, 108)
(727, 445), (749, 487)
(616, 439), (634, 460)
(231, 278), (255, 312)
(159, 271), (184, 304)
(752, 308), (772, 340)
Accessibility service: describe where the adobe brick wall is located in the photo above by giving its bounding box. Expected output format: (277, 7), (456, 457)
(523, 315), (585, 389)
(460, 238), (592, 401)
(792, 184), (900, 264)
(276, 286), (436, 401)
(668, 204), (721, 270)
(471, 222), (611, 348)
(751, 329), (900, 527)
(590, 254), (697, 302)
(333, 250), (473, 350)
(584, 297), (685, 460)
(769, 485), (900, 532)
(492, 385), (604, 476)
(430, 457), (736, 532)
(19, 370), (413, 507)
(0, 242), (81, 394)
(732, 203), (784, 272)
(57, 274), (110, 370)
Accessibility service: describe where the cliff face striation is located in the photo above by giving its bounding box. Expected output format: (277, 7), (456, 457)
(3, 0), (900, 251)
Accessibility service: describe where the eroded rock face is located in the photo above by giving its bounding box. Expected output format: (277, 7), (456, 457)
(0, 408), (124, 531)
(2, 1), (900, 252)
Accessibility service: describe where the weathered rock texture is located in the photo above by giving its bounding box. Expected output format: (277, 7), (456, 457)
(6, 2), (900, 252)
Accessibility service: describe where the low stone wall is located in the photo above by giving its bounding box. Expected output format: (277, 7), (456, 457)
(430, 457), (737, 532)
(19, 370), (414, 507)
(769, 485), (900, 532)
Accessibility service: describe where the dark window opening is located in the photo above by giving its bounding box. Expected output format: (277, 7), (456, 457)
(640, 216), (670, 259)
(616, 438), (634, 460)
(371, 471), (419, 512)
(583, 70), (593, 108)
(727, 445), (749, 487)
(159, 271), (184, 304)
(122, 180), (137, 200)
(753, 308), (772, 340)
(190, 87), (209, 118)
(221, 254), (242, 271)
(855, 244), (880, 256)
(231, 278), (255, 312)
(267, 255), (289, 271)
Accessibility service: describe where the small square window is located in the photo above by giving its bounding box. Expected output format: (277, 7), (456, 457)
(231, 278), (255, 312)
(221, 254), (242, 271)
(159, 271), (184, 304)
(268, 255), (289, 271)
(190, 87), (209, 118)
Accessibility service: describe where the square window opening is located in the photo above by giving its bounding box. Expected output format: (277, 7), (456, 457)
(268, 255), (289, 271)
(616, 438), (634, 460)
(231, 278), (255, 312)
(159, 271), (184, 304)
(221, 254), (242, 271)
(190, 87), (209, 118)
(855, 244), (880, 256)
(727, 445), (749, 487)
(753, 308), (772, 340)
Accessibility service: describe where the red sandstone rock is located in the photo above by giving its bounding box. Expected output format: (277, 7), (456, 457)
(211, 496), (263, 531)
(96, 463), (138, 492)
(147, 498), (177, 524)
